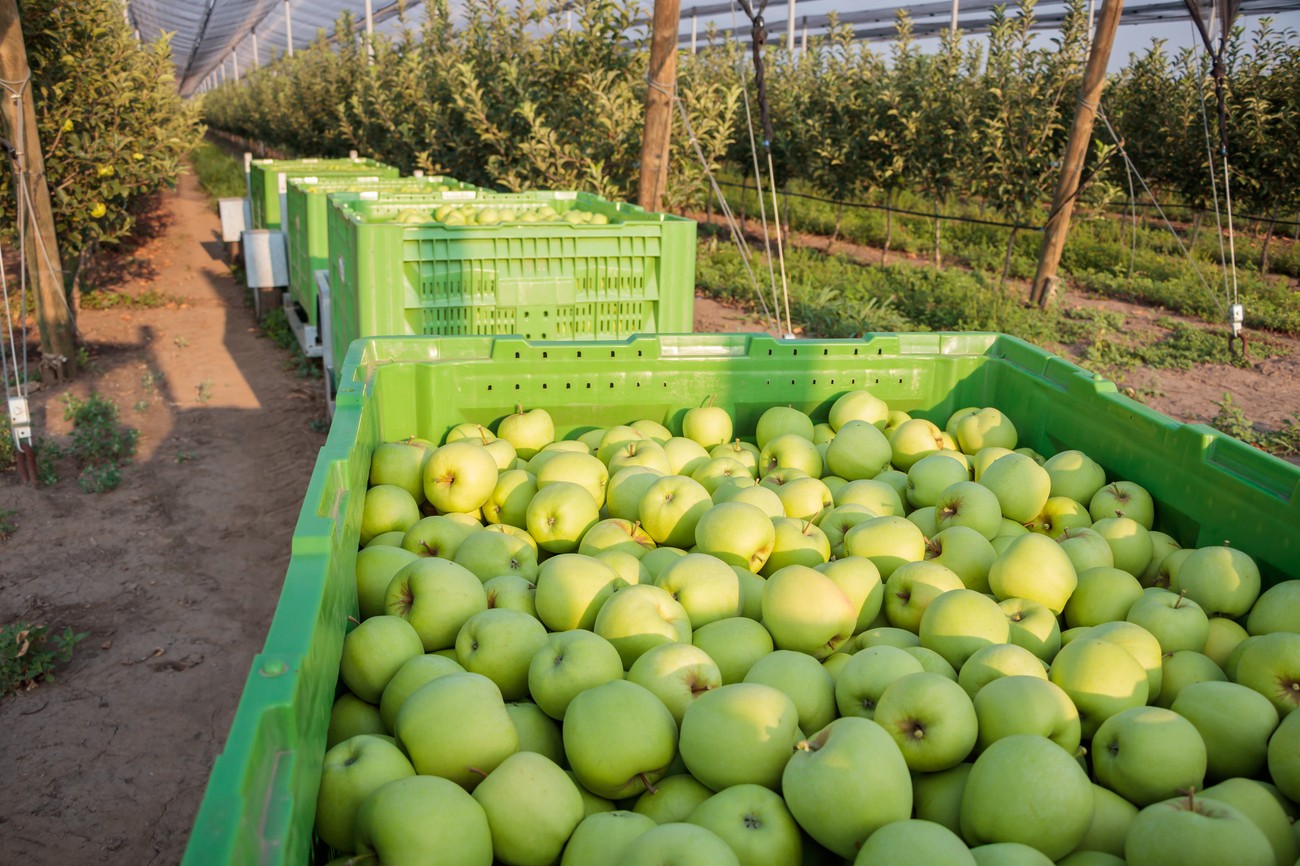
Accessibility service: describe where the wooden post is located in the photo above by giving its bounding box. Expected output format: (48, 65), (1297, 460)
(252, 30), (259, 68)
(637, 0), (681, 214)
(1029, 0), (1123, 308)
(787, 0), (796, 52)
(285, 0), (294, 57)
(0, 0), (75, 380)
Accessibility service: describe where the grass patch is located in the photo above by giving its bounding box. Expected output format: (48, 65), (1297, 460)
(259, 308), (322, 380)
(80, 288), (181, 310)
(2, 621), (87, 696)
(60, 393), (139, 493)
(190, 140), (247, 201)
(1211, 394), (1300, 457)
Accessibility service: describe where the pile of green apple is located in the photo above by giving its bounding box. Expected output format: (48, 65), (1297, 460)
(412, 203), (612, 226)
(321, 392), (1300, 866)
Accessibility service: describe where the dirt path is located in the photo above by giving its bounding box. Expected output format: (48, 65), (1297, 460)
(0, 171), (325, 864)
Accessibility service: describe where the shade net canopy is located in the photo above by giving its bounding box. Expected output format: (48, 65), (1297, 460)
(128, 0), (1299, 97)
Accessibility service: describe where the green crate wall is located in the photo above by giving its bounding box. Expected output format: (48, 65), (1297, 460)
(248, 157), (399, 230)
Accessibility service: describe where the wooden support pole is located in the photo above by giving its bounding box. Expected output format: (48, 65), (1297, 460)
(252, 30), (259, 68)
(285, 0), (294, 57)
(637, 0), (681, 214)
(1029, 0), (1123, 308)
(0, 0), (75, 380)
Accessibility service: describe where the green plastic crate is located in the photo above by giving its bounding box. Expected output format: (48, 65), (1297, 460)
(182, 332), (1300, 866)
(285, 176), (481, 327)
(248, 157), (399, 230)
(324, 192), (697, 381)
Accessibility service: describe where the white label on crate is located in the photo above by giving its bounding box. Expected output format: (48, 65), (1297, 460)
(554, 191), (578, 200)
(360, 191), (380, 200)
(302, 176), (319, 184)
(442, 191), (477, 201)
(278, 173), (288, 194)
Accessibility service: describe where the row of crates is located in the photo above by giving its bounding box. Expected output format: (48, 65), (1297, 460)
(242, 157), (698, 388)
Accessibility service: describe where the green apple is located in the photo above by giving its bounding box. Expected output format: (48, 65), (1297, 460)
(536, 452), (609, 508)
(998, 597), (1061, 661)
(356, 545), (419, 620)
(935, 481), (1002, 541)
(782, 717), (913, 858)
(662, 437), (712, 476)
(744, 649), (838, 735)
(1042, 449), (1106, 506)
(834, 644), (925, 719)
(1089, 480), (1155, 527)
(1025, 496), (1092, 539)
(835, 478), (905, 516)
(360, 484), (421, 546)
(978, 453), (1051, 524)
(875, 672), (978, 772)
(402, 514), (477, 559)
(960, 734), (1094, 859)
(1156, 650), (1226, 708)
(315, 734), (416, 852)
(340, 615), (425, 703)
(500, 705), (560, 766)
(923, 526), (997, 593)
(1267, 708), (1300, 806)
(598, 426), (650, 462)
(717, 480), (784, 518)
(955, 408), (1017, 454)
(889, 418), (948, 471)
(967, 843), (1054, 866)
(1174, 546), (1262, 618)
(691, 615), (773, 684)
(1092, 706), (1207, 806)
(354, 775), (492, 866)
(683, 399), (734, 448)
(1139, 531), (1183, 587)
(1126, 588), (1209, 653)
(913, 762), (972, 834)
(364, 530), (407, 548)
(1124, 791), (1274, 866)
(972, 447), (1015, 481)
(563, 679), (678, 800)
(759, 433), (823, 479)
(1090, 620), (1165, 705)
(884, 561), (965, 633)
(619, 822), (741, 866)
(973, 675), (1079, 754)
(634, 774), (714, 825)
(327, 693), (386, 749)
(496, 406), (555, 459)
(709, 439), (762, 477)
(1073, 783), (1137, 858)
(627, 641), (721, 724)
(735, 566), (765, 620)
(988, 533), (1077, 615)
(1226, 634), (1263, 680)
(1200, 777), (1299, 866)
(1233, 632), (1300, 718)
(691, 457), (753, 494)
(424, 441), (499, 514)
(641, 546), (689, 580)
(1049, 637), (1149, 739)
(819, 505), (877, 558)
(756, 406), (815, 449)
(844, 516), (927, 579)
(596, 550), (649, 587)
(679, 682), (801, 790)
(957, 643), (1047, 697)
(452, 528), (538, 583)
(1057, 527), (1116, 574)
(760, 518), (831, 575)
(455, 608), (548, 700)
(482, 469), (538, 528)
(608, 440), (674, 476)
(370, 440), (433, 503)
(1156, 547), (1194, 590)
(774, 476), (834, 524)
(918, 589), (1011, 670)
(907, 645), (959, 679)
(656, 553), (743, 628)
(761, 564), (856, 658)
(484, 573), (537, 615)
(829, 389), (890, 430)
(1247, 580), (1300, 635)
(606, 467), (666, 521)
(527, 629), (624, 721)
(478, 437), (518, 472)
(1056, 854), (1126, 866)
(380, 652), (465, 730)
(534, 553), (624, 632)
(815, 556), (884, 633)
(907, 454), (972, 509)
(856, 819), (977, 866)
(907, 505), (940, 539)
(594, 583), (692, 669)
(471, 751), (583, 866)
(687, 783), (803, 866)
(562, 810), (657, 866)
(638, 475), (713, 549)
(1063, 566), (1144, 629)
(525, 481), (600, 553)
(1090, 517), (1153, 577)
(858, 626), (922, 649)
(394, 671), (518, 789)
(1172, 680), (1279, 781)
(1204, 615), (1249, 669)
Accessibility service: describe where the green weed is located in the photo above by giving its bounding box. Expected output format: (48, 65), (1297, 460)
(80, 289), (180, 310)
(190, 140), (248, 201)
(0, 509), (15, 538)
(2, 622), (87, 696)
(62, 393), (138, 493)
(196, 380), (214, 404)
(1212, 394), (1300, 456)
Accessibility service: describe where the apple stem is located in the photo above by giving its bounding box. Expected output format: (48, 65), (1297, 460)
(345, 854), (378, 865)
(1175, 589), (1189, 609)
(468, 766), (489, 778)
(639, 773), (658, 795)
(478, 424), (490, 445)
(707, 394), (716, 408)
(515, 403), (523, 415)
(347, 615), (361, 626)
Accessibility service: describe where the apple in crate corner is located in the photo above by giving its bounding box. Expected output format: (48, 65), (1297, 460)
(354, 775), (493, 866)
(315, 734), (415, 853)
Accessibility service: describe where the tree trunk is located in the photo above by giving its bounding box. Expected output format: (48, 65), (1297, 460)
(933, 200), (943, 269)
(828, 202), (844, 253)
(1260, 211), (1277, 277)
(1000, 226), (1019, 289)
(1188, 209), (1202, 249)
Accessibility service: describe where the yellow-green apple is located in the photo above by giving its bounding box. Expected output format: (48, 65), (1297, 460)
(1201, 778), (1299, 866)
(477, 437), (517, 472)
(1124, 791), (1274, 866)
(452, 529), (539, 583)
(380, 653), (465, 729)
(691, 457), (752, 494)
(662, 437), (712, 477)
(978, 453), (1051, 524)
(537, 452), (609, 507)
(678, 682), (802, 790)
(370, 441), (432, 503)
(455, 608), (548, 700)
(593, 583), (692, 669)
(638, 475), (713, 549)
(686, 783), (802, 866)
(354, 775), (492, 866)
(598, 426), (649, 462)
(972, 675), (1079, 754)
(634, 774), (713, 824)
(1172, 680), (1278, 781)
(1063, 566), (1144, 629)
(496, 406), (555, 459)
(606, 466), (665, 521)
(907, 506), (939, 539)
(782, 717), (912, 858)
(716, 480), (784, 518)
(1025, 496), (1092, 539)
(1090, 516), (1153, 577)
(956, 408), (1018, 454)
(632, 420), (673, 446)
(361, 484), (421, 546)
(394, 672), (518, 789)
(923, 526), (997, 593)
(683, 399), (734, 448)
(1156, 547), (1193, 589)
(596, 550), (649, 587)
(1203, 615), (1249, 669)
(956, 643), (1047, 698)
(1226, 634), (1264, 680)
(533, 553), (624, 632)
(744, 649), (838, 735)
(856, 819), (977, 866)
(907, 454), (972, 509)
(994, 518), (1029, 539)
(1092, 706), (1207, 805)
(562, 810), (657, 866)
(402, 514), (477, 559)
(655, 553), (743, 628)
(482, 469), (537, 528)
(424, 441), (499, 514)
(945, 406), (981, 435)
(578, 518), (656, 559)
(619, 822), (741, 866)
(340, 614), (425, 703)
(774, 476), (834, 523)
(472, 751), (583, 866)
(972, 446), (1015, 481)
(1138, 531), (1182, 587)
(1234, 632), (1300, 717)
(607, 440), (673, 476)
(1125, 588), (1209, 653)
(760, 518), (831, 575)
(1057, 527), (1115, 573)
(935, 481), (1002, 541)
(905, 646), (958, 680)
(813, 422), (836, 445)
(988, 533), (1077, 614)
(960, 734), (1094, 859)
(815, 556), (884, 633)
(756, 406), (815, 448)
(563, 679), (677, 799)
(364, 531), (406, 548)
(1268, 707), (1300, 804)
(857, 627), (921, 651)
(315, 734), (416, 852)
(844, 516), (927, 579)
(759, 433), (823, 479)
(709, 440), (762, 477)
(692, 616), (774, 683)
(761, 564), (855, 658)
(328, 693), (386, 748)
(883, 561), (965, 633)
(918, 589), (1011, 670)
(526, 481), (600, 553)
(822, 652), (852, 684)
(835, 478), (904, 516)
(627, 642), (721, 724)
(998, 597), (1061, 661)
(834, 645), (924, 719)
(1089, 480), (1155, 527)
(1042, 449), (1106, 506)
(1073, 784), (1137, 858)
(967, 843), (1053, 865)
(875, 672), (978, 772)
(1049, 636), (1149, 738)
(505, 701), (563, 759)
(1156, 650), (1226, 708)
(1090, 620), (1164, 702)
(830, 389), (890, 430)
(1247, 580), (1300, 635)
(640, 546), (688, 580)
(356, 545), (419, 620)
(1174, 546), (1261, 618)
(527, 629), (624, 721)
(888, 418), (947, 471)
(735, 566), (764, 619)
(819, 505), (877, 558)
